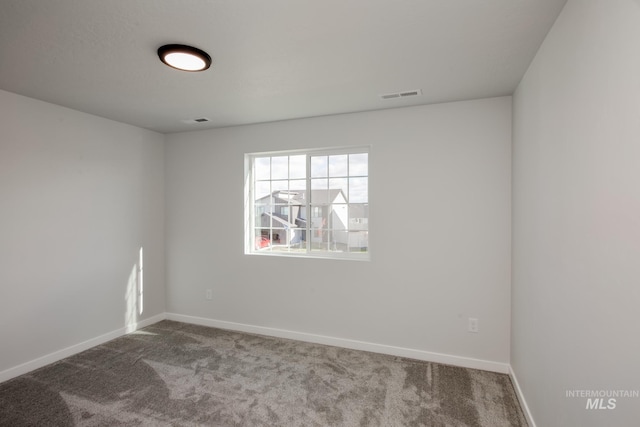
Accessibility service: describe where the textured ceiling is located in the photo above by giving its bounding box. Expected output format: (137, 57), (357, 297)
(0, 0), (567, 133)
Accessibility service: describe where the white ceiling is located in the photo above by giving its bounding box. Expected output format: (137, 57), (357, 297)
(0, 0), (567, 134)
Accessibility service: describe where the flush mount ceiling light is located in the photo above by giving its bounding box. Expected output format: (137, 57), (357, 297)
(157, 44), (212, 72)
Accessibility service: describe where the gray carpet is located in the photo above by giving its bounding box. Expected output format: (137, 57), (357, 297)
(0, 320), (527, 426)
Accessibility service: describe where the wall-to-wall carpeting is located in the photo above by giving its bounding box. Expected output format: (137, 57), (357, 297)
(0, 321), (526, 426)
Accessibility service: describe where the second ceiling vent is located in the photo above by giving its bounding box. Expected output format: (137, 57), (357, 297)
(379, 89), (422, 100)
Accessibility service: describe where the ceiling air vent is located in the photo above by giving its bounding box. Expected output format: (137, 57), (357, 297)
(379, 89), (422, 100)
(181, 117), (211, 124)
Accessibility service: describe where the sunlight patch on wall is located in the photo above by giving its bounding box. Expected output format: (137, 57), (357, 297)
(138, 247), (144, 316)
(125, 247), (144, 333)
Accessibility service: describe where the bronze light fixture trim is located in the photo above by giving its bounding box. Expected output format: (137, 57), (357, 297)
(157, 44), (212, 72)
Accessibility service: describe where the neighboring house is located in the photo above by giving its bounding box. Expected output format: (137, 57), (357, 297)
(255, 189), (368, 251)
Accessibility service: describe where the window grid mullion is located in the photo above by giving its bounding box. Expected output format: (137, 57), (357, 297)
(247, 148), (368, 259)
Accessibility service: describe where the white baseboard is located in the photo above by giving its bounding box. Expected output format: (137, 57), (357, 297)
(1, 312), (511, 385)
(509, 365), (537, 427)
(166, 313), (510, 374)
(0, 313), (166, 384)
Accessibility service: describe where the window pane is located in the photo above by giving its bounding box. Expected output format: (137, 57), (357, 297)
(289, 179), (306, 192)
(311, 156), (328, 178)
(311, 179), (328, 205)
(271, 180), (288, 193)
(255, 205), (269, 225)
(310, 205), (328, 228)
(331, 230), (349, 250)
(312, 191), (329, 205)
(254, 181), (271, 201)
(254, 229), (272, 250)
(310, 226), (329, 251)
(310, 206), (333, 250)
(329, 155), (348, 177)
(331, 204), (348, 230)
(270, 229), (284, 244)
(271, 156), (288, 180)
(273, 205), (290, 222)
(349, 153), (368, 176)
(348, 231), (369, 252)
(311, 178), (328, 190)
(255, 157), (270, 180)
(348, 203), (369, 229)
(289, 155), (306, 179)
(329, 178), (348, 202)
(349, 177), (368, 203)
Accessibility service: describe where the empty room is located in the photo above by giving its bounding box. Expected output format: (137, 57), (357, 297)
(0, 1), (638, 426)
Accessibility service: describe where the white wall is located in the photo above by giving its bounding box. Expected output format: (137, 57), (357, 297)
(0, 90), (166, 376)
(512, 1), (640, 425)
(166, 97), (512, 369)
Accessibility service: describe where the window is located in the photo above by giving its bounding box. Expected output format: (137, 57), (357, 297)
(245, 147), (369, 260)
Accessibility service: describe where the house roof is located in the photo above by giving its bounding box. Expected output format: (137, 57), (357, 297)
(256, 189), (347, 205)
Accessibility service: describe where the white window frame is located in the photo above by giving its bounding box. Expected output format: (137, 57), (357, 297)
(244, 146), (370, 261)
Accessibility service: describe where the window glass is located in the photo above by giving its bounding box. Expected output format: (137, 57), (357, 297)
(246, 147), (369, 260)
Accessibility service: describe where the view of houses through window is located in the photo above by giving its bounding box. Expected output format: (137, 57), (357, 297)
(247, 148), (369, 259)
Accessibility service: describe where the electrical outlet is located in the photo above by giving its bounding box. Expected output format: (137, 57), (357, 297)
(468, 317), (479, 333)
(205, 289), (213, 300)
